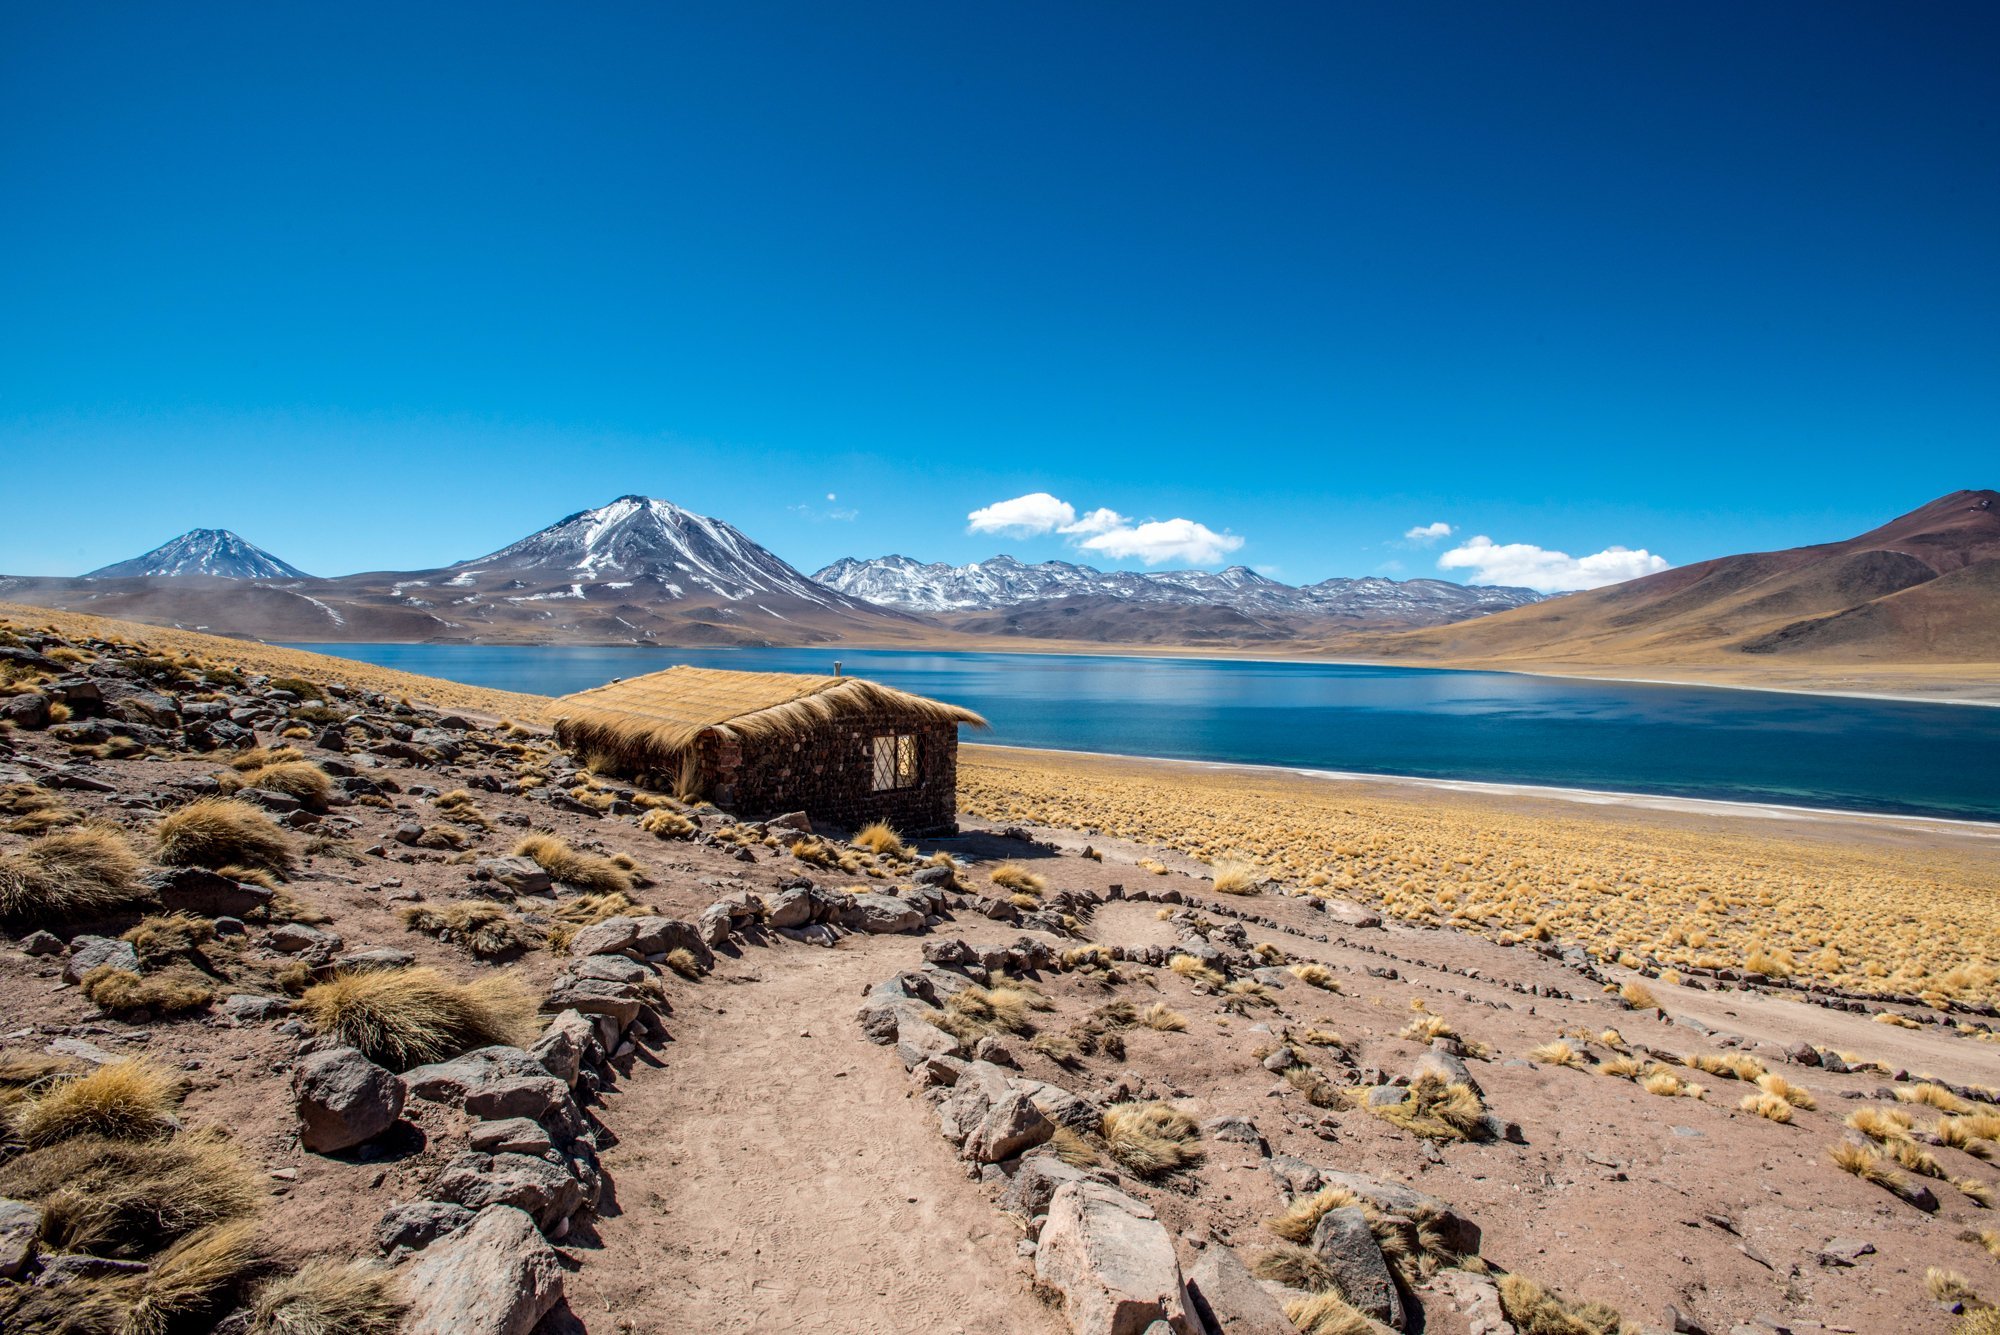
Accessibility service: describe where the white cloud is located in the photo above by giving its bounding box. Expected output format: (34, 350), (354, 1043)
(967, 492), (1075, 535)
(1079, 518), (1245, 566)
(1438, 535), (1670, 593)
(1403, 521), (1453, 544)
(1060, 507), (1129, 537)
(966, 491), (1245, 565)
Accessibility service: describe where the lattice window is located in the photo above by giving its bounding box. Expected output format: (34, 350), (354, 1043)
(872, 733), (918, 791)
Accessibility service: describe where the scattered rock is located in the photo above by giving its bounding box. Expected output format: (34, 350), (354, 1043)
(964, 1089), (1056, 1163)
(62, 935), (139, 984)
(403, 1204), (564, 1335)
(0, 1198), (40, 1280)
(1035, 1180), (1196, 1335)
(470, 1117), (555, 1156)
(478, 857), (554, 896)
(376, 1199), (478, 1256)
(143, 865), (272, 917)
(293, 1046), (406, 1153)
(427, 1152), (586, 1232)
(1184, 1245), (1295, 1335)
(1310, 1204), (1404, 1329)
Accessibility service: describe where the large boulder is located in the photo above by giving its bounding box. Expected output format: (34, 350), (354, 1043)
(403, 1204), (564, 1335)
(1184, 1245), (1295, 1335)
(1035, 1181), (1196, 1335)
(376, 1200), (477, 1256)
(0, 1198), (39, 1280)
(427, 1152), (586, 1233)
(1310, 1206), (1404, 1330)
(479, 857), (553, 895)
(404, 1047), (551, 1104)
(142, 866), (273, 917)
(293, 1046), (405, 1152)
(529, 1011), (596, 1087)
(565, 917), (640, 958)
(63, 936), (139, 984)
(462, 1074), (570, 1125)
(839, 893), (925, 934)
(541, 976), (645, 1031)
(627, 915), (713, 967)
(964, 1089), (1055, 1163)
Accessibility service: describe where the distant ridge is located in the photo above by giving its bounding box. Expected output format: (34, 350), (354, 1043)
(1341, 489), (2000, 668)
(86, 529), (311, 580)
(814, 553), (1541, 624)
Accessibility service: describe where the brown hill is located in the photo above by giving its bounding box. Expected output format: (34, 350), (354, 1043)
(1335, 489), (2000, 678)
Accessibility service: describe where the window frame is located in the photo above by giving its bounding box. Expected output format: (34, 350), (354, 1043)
(871, 731), (919, 791)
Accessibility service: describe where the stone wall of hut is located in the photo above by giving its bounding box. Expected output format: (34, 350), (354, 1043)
(696, 713), (962, 836)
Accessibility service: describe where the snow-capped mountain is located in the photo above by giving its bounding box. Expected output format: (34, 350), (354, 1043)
(85, 529), (311, 580)
(813, 554), (1542, 622)
(442, 496), (863, 610)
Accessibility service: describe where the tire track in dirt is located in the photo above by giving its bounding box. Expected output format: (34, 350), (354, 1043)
(563, 934), (1066, 1334)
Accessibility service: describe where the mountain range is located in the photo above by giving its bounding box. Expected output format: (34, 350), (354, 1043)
(2, 492), (1994, 685)
(0, 496), (1538, 647)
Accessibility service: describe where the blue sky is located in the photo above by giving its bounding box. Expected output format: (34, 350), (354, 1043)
(1, 4), (1994, 591)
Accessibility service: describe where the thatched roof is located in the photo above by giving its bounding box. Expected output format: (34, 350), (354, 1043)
(551, 665), (988, 766)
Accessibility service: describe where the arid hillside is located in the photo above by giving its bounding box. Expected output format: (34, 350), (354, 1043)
(1337, 490), (2000, 681)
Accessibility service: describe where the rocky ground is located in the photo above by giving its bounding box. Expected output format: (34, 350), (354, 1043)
(2, 618), (1999, 1335)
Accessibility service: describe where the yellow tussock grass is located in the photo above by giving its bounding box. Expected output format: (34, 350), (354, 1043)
(297, 967), (537, 1070)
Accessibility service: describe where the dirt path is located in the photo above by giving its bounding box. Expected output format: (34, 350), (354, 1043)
(562, 933), (1065, 1335)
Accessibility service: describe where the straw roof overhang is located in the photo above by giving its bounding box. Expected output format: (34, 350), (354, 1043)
(551, 665), (988, 766)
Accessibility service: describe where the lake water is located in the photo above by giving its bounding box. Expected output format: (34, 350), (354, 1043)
(285, 644), (2000, 823)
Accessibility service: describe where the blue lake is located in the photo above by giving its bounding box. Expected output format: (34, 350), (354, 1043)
(284, 644), (2000, 823)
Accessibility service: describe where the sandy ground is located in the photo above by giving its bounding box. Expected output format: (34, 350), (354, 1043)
(565, 933), (1065, 1334)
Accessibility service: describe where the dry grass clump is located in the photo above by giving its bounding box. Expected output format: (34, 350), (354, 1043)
(1953, 1311), (2000, 1335)
(1400, 1014), (1457, 1043)
(1640, 1068), (1705, 1099)
(296, 967), (537, 1070)
(156, 798), (293, 875)
(252, 1257), (406, 1335)
(1495, 1272), (1628, 1335)
(222, 759), (333, 811)
(1210, 860), (1259, 894)
(1684, 1052), (1765, 1082)
(512, 833), (632, 895)
(123, 1219), (267, 1335)
(399, 900), (541, 959)
(937, 983), (1048, 1043)
(1740, 1092), (1795, 1123)
(0, 824), (148, 925)
(1830, 1141), (1909, 1191)
(1288, 962), (1339, 991)
(10, 1058), (183, 1147)
(1046, 1126), (1100, 1168)
(0, 1129), (262, 1256)
(123, 912), (217, 965)
(1266, 1185), (1362, 1243)
(1846, 1106), (1916, 1142)
(1168, 954), (1226, 987)
(226, 745), (305, 772)
(1102, 1101), (1203, 1178)
(1140, 1002), (1188, 1032)
(1529, 1040), (1587, 1069)
(1618, 980), (1659, 1010)
(989, 862), (1046, 895)
(1940, 1115), (2000, 1156)
(1251, 1242), (1338, 1293)
(545, 890), (657, 950)
(638, 806), (697, 839)
(1367, 1072), (1490, 1142)
(1927, 1267), (1983, 1305)
(852, 821), (908, 858)
(1900, 1082), (1978, 1114)
(1283, 1290), (1376, 1335)
(434, 789), (494, 830)
(83, 965), (219, 1017)
(663, 947), (705, 980)
(1966, 1226), (2000, 1260)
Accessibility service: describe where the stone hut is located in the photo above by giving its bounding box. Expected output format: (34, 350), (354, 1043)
(550, 666), (988, 836)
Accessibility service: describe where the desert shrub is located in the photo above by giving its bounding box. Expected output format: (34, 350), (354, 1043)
(989, 863), (1046, 894)
(82, 966), (218, 1017)
(1618, 981), (1659, 1010)
(637, 806), (696, 839)
(0, 825), (148, 926)
(10, 1058), (183, 1147)
(1168, 954), (1226, 987)
(1140, 1002), (1188, 1031)
(1529, 1040), (1587, 1069)
(252, 1258), (406, 1335)
(0, 1130), (261, 1256)
(1283, 1290), (1375, 1335)
(1754, 1073), (1815, 1109)
(1368, 1073), (1491, 1142)
(1846, 1107), (1915, 1142)
(223, 761), (333, 811)
(1899, 1082), (1977, 1114)
(398, 901), (540, 959)
(1495, 1272), (1627, 1335)
(1102, 1101), (1202, 1178)
(852, 821), (907, 858)
(267, 676), (325, 702)
(227, 746), (306, 773)
(662, 947), (705, 980)
(1211, 861), (1258, 894)
(511, 833), (631, 895)
(297, 967), (537, 1070)
(126, 1219), (267, 1335)
(433, 790), (493, 829)
(124, 913), (217, 965)
(1399, 1014), (1456, 1043)
(1740, 1091), (1794, 1123)
(936, 984), (1046, 1043)
(1684, 1052), (1765, 1082)
(1287, 962), (1339, 991)
(1266, 1185), (1362, 1243)
(1252, 1242), (1338, 1293)
(156, 798), (293, 875)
